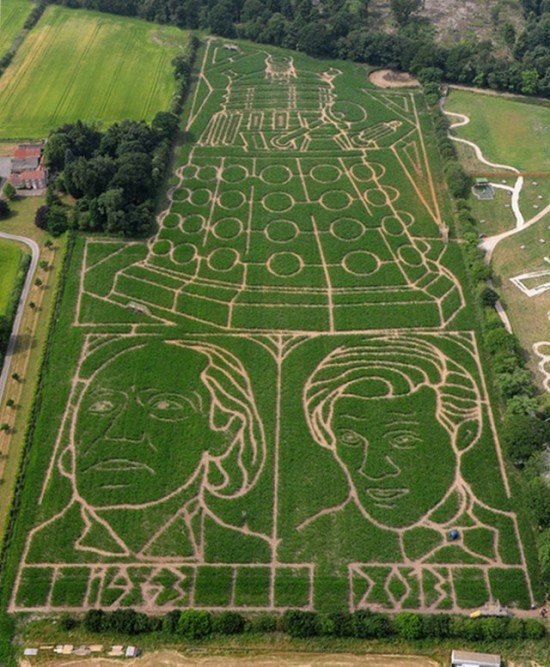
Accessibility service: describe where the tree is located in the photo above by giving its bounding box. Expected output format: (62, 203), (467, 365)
(0, 199), (11, 220)
(3, 182), (16, 200)
(394, 612), (423, 640)
(297, 21), (331, 56)
(390, 0), (422, 26)
(162, 610), (180, 634)
(538, 529), (550, 585)
(208, 1), (236, 37)
(526, 478), (550, 529)
(47, 205), (68, 236)
(502, 414), (550, 466)
(34, 205), (49, 231)
(479, 286), (499, 307)
(444, 162), (470, 199)
(152, 111), (179, 141)
(83, 609), (106, 633)
(282, 610), (320, 637)
(353, 609), (393, 638)
(212, 611), (245, 635)
(177, 610), (212, 639)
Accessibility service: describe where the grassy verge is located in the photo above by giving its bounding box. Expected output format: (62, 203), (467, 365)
(0, 196), (55, 539)
(0, 239), (23, 315)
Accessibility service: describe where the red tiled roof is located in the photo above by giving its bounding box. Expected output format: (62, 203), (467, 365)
(14, 147), (42, 159)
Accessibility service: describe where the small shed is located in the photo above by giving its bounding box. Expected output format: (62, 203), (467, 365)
(23, 648), (39, 656)
(452, 650), (501, 667)
(125, 646), (141, 658)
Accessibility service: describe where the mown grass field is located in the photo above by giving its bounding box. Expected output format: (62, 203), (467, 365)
(446, 90), (550, 172)
(492, 215), (550, 401)
(0, 238), (22, 315)
(0, 0), (33, 58)
(2, 39), (539, 618)
(0, 5), (188, 138)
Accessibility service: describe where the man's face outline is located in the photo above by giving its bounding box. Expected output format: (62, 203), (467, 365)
(73, 342), (228, 507)
(331, 386), (456, 528)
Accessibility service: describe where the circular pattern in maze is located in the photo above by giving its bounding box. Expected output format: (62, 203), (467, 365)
(221, 165), (248, 183)
(162, 213), (180, 229)
(382, 215), (406, 236)
(350, 161), (385, 182)
(398, 245), (424, 267)
(190, 188), (212, 206)
(173, 187), (191, 202)
(153, 240), (171, 255)
(218, 190), (247, 210)
(320, 190), (353, 211)
(213, 217), (243, 240)
(207, 247), (240, 272)
(342, 250), (380, 276)
(172, 243), (197, 265)
(268, 252), (304, 277)
(197, 165), (219, 182)
(260, 165), (293, 185)
(364, 186), (399, 207)
(181, 164), (197, 179)
(330, 218), (365, 241)
(310, 164), (342, 184)
(182, 215), (205, 235)
(266, 220), (300, 243)
(263, 192), (294, 213)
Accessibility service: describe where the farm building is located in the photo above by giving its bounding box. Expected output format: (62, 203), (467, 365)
(451, 650), (501, 667)
(8, 168), (47, 190)
(6, 143), (47, 193)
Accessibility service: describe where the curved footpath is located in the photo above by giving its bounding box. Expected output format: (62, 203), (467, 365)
(442, 104), (550, 260)
(0, 232), (39, 405)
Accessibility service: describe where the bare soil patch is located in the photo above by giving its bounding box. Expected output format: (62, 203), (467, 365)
(369, 70), (419, 89)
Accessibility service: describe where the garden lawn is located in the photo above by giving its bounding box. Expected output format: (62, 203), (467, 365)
(446, 90), (550, 172)
(0, 0), (33, 59)
(0, 238), (22, 315)
(0, 5), (188, 138)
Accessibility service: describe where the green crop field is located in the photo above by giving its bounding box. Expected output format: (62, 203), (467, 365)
(0, 238), (22, 315)
(4, 39), (538, 618)
(0, 0), (33, 59)
(0, 5), (188, 138)
(445, 90), (550, 172)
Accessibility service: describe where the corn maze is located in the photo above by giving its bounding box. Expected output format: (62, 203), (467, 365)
(9, 39), (535, 615)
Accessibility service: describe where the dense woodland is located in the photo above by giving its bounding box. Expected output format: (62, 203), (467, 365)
(44, 0), (550, 97)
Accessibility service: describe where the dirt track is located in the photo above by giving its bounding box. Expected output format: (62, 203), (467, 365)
(23, 651), (439, 667)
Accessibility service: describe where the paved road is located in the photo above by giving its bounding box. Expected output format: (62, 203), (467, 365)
(0, 232), (39, 405)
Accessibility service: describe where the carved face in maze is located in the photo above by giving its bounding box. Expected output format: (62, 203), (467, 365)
(74, 343), (234, 507)
(331, 387), (455, 527)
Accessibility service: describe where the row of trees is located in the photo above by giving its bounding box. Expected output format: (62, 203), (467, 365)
(70, 607), (547, 642)
(45, 0), (550, 98)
